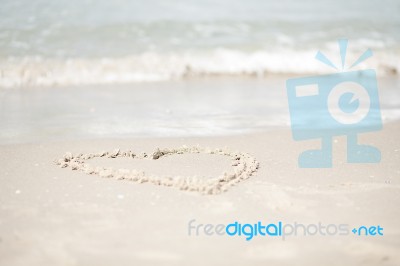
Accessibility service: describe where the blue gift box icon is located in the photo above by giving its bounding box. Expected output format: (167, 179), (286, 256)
(286, 40), (382, 168)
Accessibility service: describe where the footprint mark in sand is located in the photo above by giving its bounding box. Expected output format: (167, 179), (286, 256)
(55, 146), (259, 195)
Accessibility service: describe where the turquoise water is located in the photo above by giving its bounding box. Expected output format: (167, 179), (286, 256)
(0, 0), (399, 87)
(0, 0), (399, 143)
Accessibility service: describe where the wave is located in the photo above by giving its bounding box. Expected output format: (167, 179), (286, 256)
(1, 49), (398, 88)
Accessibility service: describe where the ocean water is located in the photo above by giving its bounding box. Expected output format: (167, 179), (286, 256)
(0, 0), (399, 143)
(1, 77), (399, 144)
(0, 0), (399, 87)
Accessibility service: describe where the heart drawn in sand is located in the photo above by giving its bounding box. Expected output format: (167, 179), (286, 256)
(55, 146), (259, 195)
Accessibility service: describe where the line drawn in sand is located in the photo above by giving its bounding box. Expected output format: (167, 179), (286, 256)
(55, 146), (259, 195)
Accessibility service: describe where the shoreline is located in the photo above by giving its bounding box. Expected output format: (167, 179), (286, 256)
(1, 76), (399, 145)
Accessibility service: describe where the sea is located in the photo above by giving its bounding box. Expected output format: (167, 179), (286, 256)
(0, 0), (399, 143)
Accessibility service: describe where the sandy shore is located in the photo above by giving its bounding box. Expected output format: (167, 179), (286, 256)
(0, 122), (399, 266)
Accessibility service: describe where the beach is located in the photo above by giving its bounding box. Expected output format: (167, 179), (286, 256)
(1, 0), (400, 264)
(0, 109), (399, 265)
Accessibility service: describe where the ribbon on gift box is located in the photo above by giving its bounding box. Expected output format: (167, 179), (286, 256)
(314, 39), (373, 71)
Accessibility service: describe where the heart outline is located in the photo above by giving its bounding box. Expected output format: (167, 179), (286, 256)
(55, 146), (259, 195)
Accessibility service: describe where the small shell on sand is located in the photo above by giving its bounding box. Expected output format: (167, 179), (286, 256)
(152, 149), (166, 160)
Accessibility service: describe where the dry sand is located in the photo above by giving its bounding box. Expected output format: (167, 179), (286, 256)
(0, 122), (399, 266)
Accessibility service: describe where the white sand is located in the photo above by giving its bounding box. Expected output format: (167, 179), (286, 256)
(0, 122), (399, 265)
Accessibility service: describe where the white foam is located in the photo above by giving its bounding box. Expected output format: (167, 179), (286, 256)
(1, 49), (398, 88)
